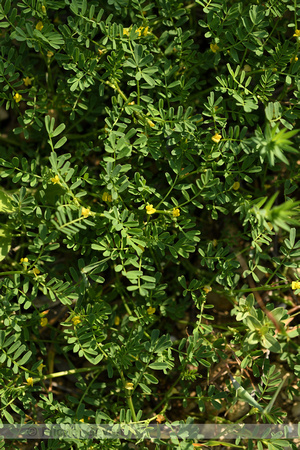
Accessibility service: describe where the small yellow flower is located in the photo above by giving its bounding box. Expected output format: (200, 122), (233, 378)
(266, 222), (273, 230)
(123, 26), (149, 37)
(156, 414), (165, 424)
(210, 43), (220, 53)
(37, 362), (46, 375)
(42, 5), (46, 14)
(20, 257), (29, 263)
(137, 26), (149, 36)
(212, 133), (222, 143)
(114, 316), (120, 326)
(50, 175), (60, 184)
(292, 281), (300, 290)
(125, 382), (134, 390)
(147, 306), (156, 315)
(23, 76), (32, 86)
(79, 418), (85, 423)
(27, 377), (34, 387)
(81, 207), (91, 218)
(212, 239), (218, 247)
(102, 192), (112, 202)
(13, 93), (22, 103)
(232, 181), (240, 190)
(72, 316), (81, 326)
(47, 51), (54, 58)
(172, 208), (180, 217)
(293, 29), (300, 37)
(203, 286), (212, 294)
(32, 268), (41, 276)
(290, 56), (298, 63)
(243, 64), (252, 72)
(36, 21), (44, 31)
(147, 119), (155, 127)
(40, 317), (48, 327)
(146, 204), (156, 215)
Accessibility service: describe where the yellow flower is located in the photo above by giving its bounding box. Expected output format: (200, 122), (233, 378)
(146, 204), (156, 215)
(81, 207), (91, 218)
(23, 76), (32, 86)
(42, 5), (46, 14)
(27, 377), (34, 387)
(50, 175), (60, 184)
(13, 93), (22, 103)
(147, 306), (156, 315)
(137, 26), (149, 36)
(20, 257), (29, 263)
(40, 317), (48, 327)
(203, 286), (212, 294)
(172, 208), (180, 217)
(292, 281), (300, 290)
(123, 26), (149, 37)
(79, 418), (84, 423)
(156, 414), (165, 424)
(114, 316), (120, 326)
(102, 192), (112, 202)
(147, 119), (155, 127)
(232, 181), (240, 190)
(37, 362), (46, 375)
(210, 43), (220, 53)
(125, 382), (134, 390)
(72, 316), (81, 326)
(293, 29), (300, 37)
(32, 268), (41, 276)
(36, 21), (44, 31)
(212, 133), (222, 143)
(290, 56), (298, 63)
(243, 64), (252, 72)
(47, 51), (54, 58)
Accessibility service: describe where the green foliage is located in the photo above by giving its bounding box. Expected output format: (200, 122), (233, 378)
(0, 0), (300, 449)
(232, 294), (287, 353)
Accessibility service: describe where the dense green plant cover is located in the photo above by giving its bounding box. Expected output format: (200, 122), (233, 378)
(0, 0), (300, 448)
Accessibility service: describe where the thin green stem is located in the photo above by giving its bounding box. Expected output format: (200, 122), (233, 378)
(120, 370), (137, 422)
(127, 395), (137, 422)
(156, 172), (180, 209)
(75, 369), (103, 417)
(137, 77), (140, 106)
(0, 270), (25, 276)
(233, 283), (291, 294)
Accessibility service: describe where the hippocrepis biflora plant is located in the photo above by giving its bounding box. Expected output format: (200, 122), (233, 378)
(0, 0), (300, 449)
